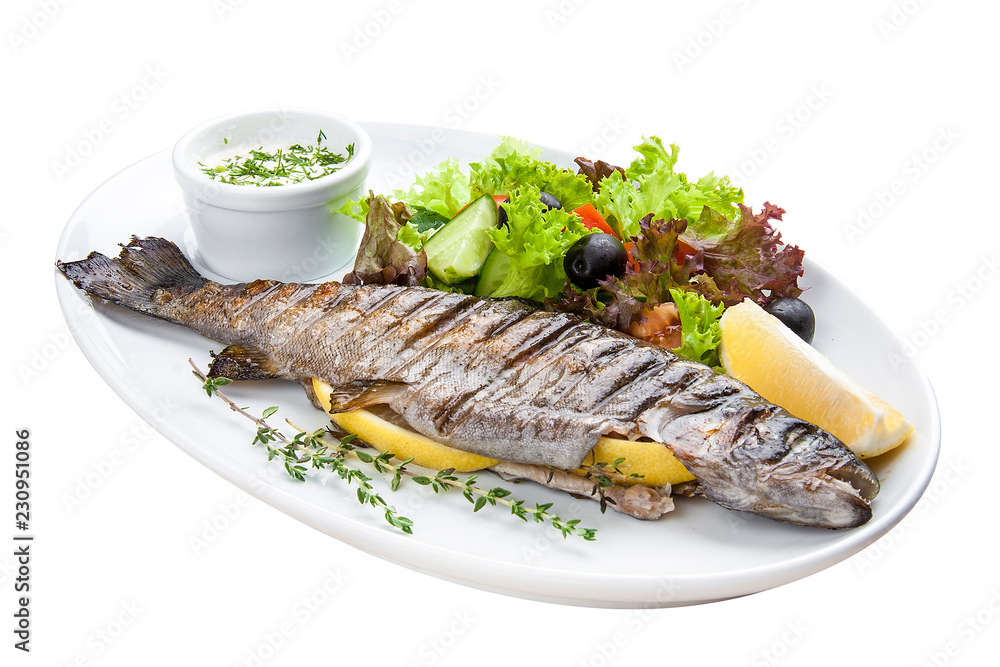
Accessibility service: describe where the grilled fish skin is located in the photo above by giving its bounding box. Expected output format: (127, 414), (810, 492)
(57, 236), (880, 528)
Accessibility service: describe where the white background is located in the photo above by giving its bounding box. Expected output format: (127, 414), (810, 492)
(3, 0), (999, 665)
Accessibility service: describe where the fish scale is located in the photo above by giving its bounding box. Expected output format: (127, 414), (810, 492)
(57, 236), (882, 528)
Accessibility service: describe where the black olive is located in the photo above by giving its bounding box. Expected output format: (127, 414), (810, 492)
(764, 297), (815, 344)
(539, 191), (562, 210)
(496, 199), (509, 229)
(564, 233), (628, 290)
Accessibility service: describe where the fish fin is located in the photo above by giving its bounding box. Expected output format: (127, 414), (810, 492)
(323, 379), (411, 412)
(208, 344), (284, 381)
(299, 379), (324, 411)
(56, 236), (207, 320)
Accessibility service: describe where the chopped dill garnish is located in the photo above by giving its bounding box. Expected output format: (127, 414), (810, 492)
(198, 130), (354, 186)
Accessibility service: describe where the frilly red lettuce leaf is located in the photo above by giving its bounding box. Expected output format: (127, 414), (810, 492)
(545, 214), (695, 328)
(624, 214), (701, 303)
(544, 279), (645, 332)
(574, 156), (625, 193)
(683, 202), (804, 307)
(550, 203), (804, 341)
(343, 194), (426, 287)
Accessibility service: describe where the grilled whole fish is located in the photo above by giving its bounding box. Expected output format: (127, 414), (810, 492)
(57, 236), (880, 528)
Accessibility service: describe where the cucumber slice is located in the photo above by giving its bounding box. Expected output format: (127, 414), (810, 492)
(423, 194), (498, 285)
(473, 247), (511, 297)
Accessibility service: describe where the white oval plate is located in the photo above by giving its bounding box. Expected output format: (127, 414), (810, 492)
(54, 123), (940, 608)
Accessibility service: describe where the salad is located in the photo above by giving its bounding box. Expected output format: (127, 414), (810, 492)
(337, 136), (807, 369)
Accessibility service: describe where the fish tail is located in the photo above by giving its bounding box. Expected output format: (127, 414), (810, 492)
(56, 236), (208, 321)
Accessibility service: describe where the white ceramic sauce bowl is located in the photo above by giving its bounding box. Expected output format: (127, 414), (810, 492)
(171, 109), (371, 282)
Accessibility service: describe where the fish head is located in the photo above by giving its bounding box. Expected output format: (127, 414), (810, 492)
(642, 392), (880, 529)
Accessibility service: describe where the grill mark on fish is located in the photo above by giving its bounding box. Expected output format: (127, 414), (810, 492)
(445, 329), (655, 439)
(261, 282), (320, 315)
(522, 330), (604, 407)
(377, 292), (475, 377)
(380, 290), (454, 337)
(480, 329), (578, 400)
(482, 321), (590, 405)
(325, 285), (413, 350)
(291, 286), (378, 345)
(398, 294), (480, 351)
(294, 284), (357, 333)
(626, 361), (705, 406)
(484, 334), (628, 412)
(532, 345), (665, 427)
(388, 298), (509, 387)
(388, 291), (475, 346)
(252, 283), (340, 352)
(433, 303), (538, 375)
(671, 373), (746, 414)
(232, 280), (283, 318)
(426, 315), (578, 432)
(399, 304), (545, 431)
(527, 353), (592, 405)
(588, 352), (670, 413)
(477, 300), (537, 335)
(349, 289), (465, 379)
(499, 312), (581, 371)
(431, 387), (482, 432)
(408, 305), (537, 415)
(243, 283), (321, 338)
(349, 284), (407, 319)
(540, 337), (632, 406)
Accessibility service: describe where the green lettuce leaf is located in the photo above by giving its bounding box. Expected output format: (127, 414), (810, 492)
(397, 208), (448, 251)
(595, 137), (744, 239)
(470, 136), (594, 211)
(393, 157), (471, 219)
(483, 184), (593, 300)
(626, 136), (680, 178)
(336, 192), (371, 224)
(668, 288), (724, 370)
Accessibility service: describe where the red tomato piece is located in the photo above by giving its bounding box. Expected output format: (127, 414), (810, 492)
(572, 203), (616, 236)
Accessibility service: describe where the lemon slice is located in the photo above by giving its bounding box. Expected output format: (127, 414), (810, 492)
(311, 379), (695, 484)
(312, 379), (498, 471)
(581, 438), (695, 487)
(719, 299), (914, 458)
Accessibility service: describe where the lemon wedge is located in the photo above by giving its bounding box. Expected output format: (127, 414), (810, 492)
(311, 379), (695, 485)
(312, 378), (498, 471)
(719, 299), (914, 458)
(581, 438), (695, 487)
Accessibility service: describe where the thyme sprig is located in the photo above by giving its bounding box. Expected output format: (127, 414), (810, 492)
(199, 130), (355, 186)
(191, 361), (597, 540)
(193, 364), (412, 533)
(403, 467), (596, 541)
(579, 457), (645, 488)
